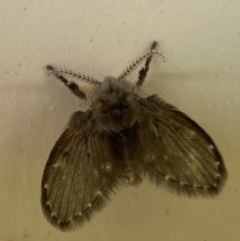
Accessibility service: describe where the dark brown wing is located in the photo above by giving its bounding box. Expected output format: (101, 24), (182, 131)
(41, 111), (121, 231)
(132, 95), (227, 197)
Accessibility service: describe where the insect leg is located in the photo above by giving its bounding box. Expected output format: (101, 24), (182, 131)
(46, 65), (87, 100)
(136, 41), (158, 86)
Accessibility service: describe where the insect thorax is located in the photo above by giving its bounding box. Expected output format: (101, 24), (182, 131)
(91, 77), (140, 132)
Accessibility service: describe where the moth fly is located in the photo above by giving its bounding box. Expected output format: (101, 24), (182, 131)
(41, 41), (227, 231)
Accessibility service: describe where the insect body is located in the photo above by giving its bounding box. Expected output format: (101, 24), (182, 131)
(41, 42), (227, 231)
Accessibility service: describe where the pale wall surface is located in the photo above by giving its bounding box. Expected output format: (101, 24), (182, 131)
(0, 0), (239, 240)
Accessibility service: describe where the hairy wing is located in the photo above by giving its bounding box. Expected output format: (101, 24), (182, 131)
(134, 95), (227, 196)
(41, 111), (120, 231)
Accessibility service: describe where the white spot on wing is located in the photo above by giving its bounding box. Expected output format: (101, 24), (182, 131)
(215, 173), (221, 178)
(93, 169), (99, 179)
(97, 190), (102, 195)
(101, 162), (112, 173)
(190, 130), (196, 135)
(215, 162), (220, 167)
(209, 145), (214, 150)
(53, 163), (60, 168)
(165, 175), (170, 180)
